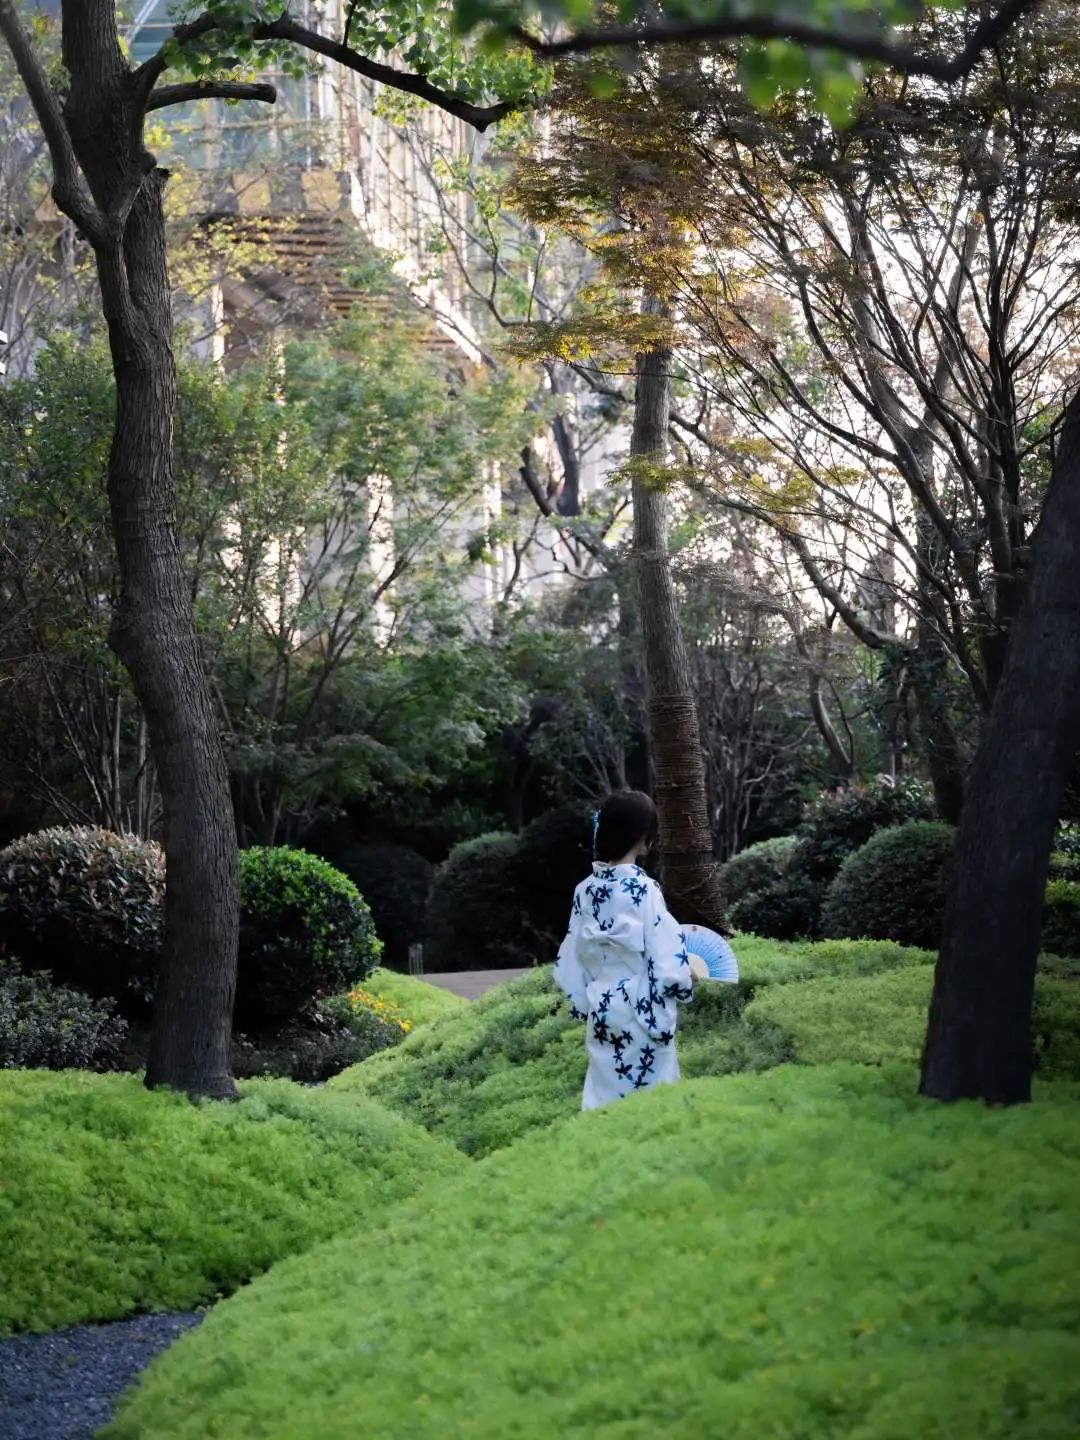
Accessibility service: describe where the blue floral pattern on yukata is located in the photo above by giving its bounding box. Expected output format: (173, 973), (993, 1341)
(553, 863), (694, 1111)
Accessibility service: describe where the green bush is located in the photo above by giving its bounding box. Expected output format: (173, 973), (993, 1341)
(729, 871), (825, 940)
(358, 968), (467, 1027)
(820, 821), (955, 949)
(334, 844), (434, 968)
(0, 827), (164, 1007)
(1047, 852), (1080, 882)
(424, 809), (597, 972)
(424, 831), (528, 971)
(516, 805), (594, 943)
(236, 848), (381, 1031)
(0, 1070), (462, 1334)
(718, 835), (797, 905)
(231, 998), (402, 1084)
(747, 964), (1080, 1079)
(105, 1065), (1080, 1440)
(0, 961), (127, 1070)
(796, 775), (936, 883)
(1042, 880), (1080, 958)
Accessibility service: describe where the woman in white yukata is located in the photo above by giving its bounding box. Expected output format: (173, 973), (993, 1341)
(554, 790), (696, 1111)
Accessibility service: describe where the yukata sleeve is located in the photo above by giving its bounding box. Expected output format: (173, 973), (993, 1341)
(553, 890), (589, 1022)
(644, 881), (694, 1008)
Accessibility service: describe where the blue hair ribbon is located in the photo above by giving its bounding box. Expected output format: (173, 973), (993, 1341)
(591, 807), (600, 860)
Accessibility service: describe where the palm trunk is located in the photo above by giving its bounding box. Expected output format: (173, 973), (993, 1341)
(631, 309), (726, 931)
(61, 2), (237, 1097)
(920, 391), (1080, 1103)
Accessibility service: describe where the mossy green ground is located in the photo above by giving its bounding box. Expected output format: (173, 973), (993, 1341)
(105, 1064), (1080, 1440)
(0, 1072), (462, 1334)
(749, 964), (1080, 1078)
(327, 940), (938, 1156)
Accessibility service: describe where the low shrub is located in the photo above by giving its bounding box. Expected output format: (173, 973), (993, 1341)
(718, 835), (797, 905)
(1041, 880), (1080, 959)
(236, 848), (381, 1031)
(339, 985), (414, 1038)
(231, 997), (404, 1084)
(105, 1065), (1080, 1440)
(0, 827), (163, 1007)
(796, 775), (936, 883)
(357, 968), (467, 1028)
(1047, 852), (1080, 882)
(0, 962), (127, 1070)
(424, 809), (598, 972)
(515, 805), (594, 944)
(729, 871), (825, 940)
(0, 1070), (463, 1334)
(820, 821), (955, 949)
(334, 844), (434, 969)
(747, 964), (1080, 1079)
(424, 832), (528, 972)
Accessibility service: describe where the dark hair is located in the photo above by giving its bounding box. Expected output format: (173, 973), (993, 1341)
(595, 790), (659, 863)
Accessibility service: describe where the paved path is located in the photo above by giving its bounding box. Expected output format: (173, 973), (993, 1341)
(422, 968), (530, 1001)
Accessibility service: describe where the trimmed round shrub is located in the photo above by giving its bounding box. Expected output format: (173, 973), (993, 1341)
(0, 827), (164, 1007)
(1041, 880), (1080, 959)
(718, 835), (797, 905)
(729, 871), (825, 940)
(0, 961), (127, 1070)
(797, 775), (936, 883)
(0, 1070), (463, 1334)
(516, 805), (594, 943)
(334, 844), (434, 969)
(236, 848), (381, 1032)
(820, 820), (954, 949)
(104, 1066), (1080, 1440)
(424, 832), (529, 972)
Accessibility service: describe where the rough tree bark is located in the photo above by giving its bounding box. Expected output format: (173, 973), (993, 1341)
(631, 308), (727, 931)
(58, 3), (239, 1097)
(920, 391), (1080, 1103)
(1, 0), (510, 1098)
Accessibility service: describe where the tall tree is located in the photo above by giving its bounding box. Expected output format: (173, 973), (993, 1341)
(630, 299), (726, 927)
(920, 391), (1080, 1103)
(0, 0), (523, 1097)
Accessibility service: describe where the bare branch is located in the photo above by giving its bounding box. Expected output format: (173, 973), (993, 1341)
(146, 79), (278, 112)
(512, 0), (1039, 81)
(0, 0), (104, 242)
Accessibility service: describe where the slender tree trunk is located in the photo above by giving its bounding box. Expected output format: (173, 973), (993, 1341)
(631, 309), (726, 931)
(61, 3), (237, 1097)
(920, 392), (1080, 1104)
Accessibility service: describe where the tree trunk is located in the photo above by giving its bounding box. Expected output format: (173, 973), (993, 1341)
(62, 3), (238, 1097)
(920, 391), (1080, 1104)
(631, 312), (727, 931)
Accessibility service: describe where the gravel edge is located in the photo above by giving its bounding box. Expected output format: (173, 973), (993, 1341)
(0, 1311), (202, 1440)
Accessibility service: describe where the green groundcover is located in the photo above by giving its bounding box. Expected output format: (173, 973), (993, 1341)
(105, 1064), (1080, 1440)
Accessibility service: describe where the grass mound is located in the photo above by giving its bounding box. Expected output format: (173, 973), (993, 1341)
(106, 1064), (1080, 1440)
(363, 967), (467, 1027)
(0, 1070), (462, 1334)
(328, 940), (931, 1155)
(749, 965), (1080, 1079)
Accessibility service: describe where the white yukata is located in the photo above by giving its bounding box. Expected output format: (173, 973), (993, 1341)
(554, 862), (695, 1111)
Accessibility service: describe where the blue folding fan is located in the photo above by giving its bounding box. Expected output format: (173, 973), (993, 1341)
(684, 925), (740, 983)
